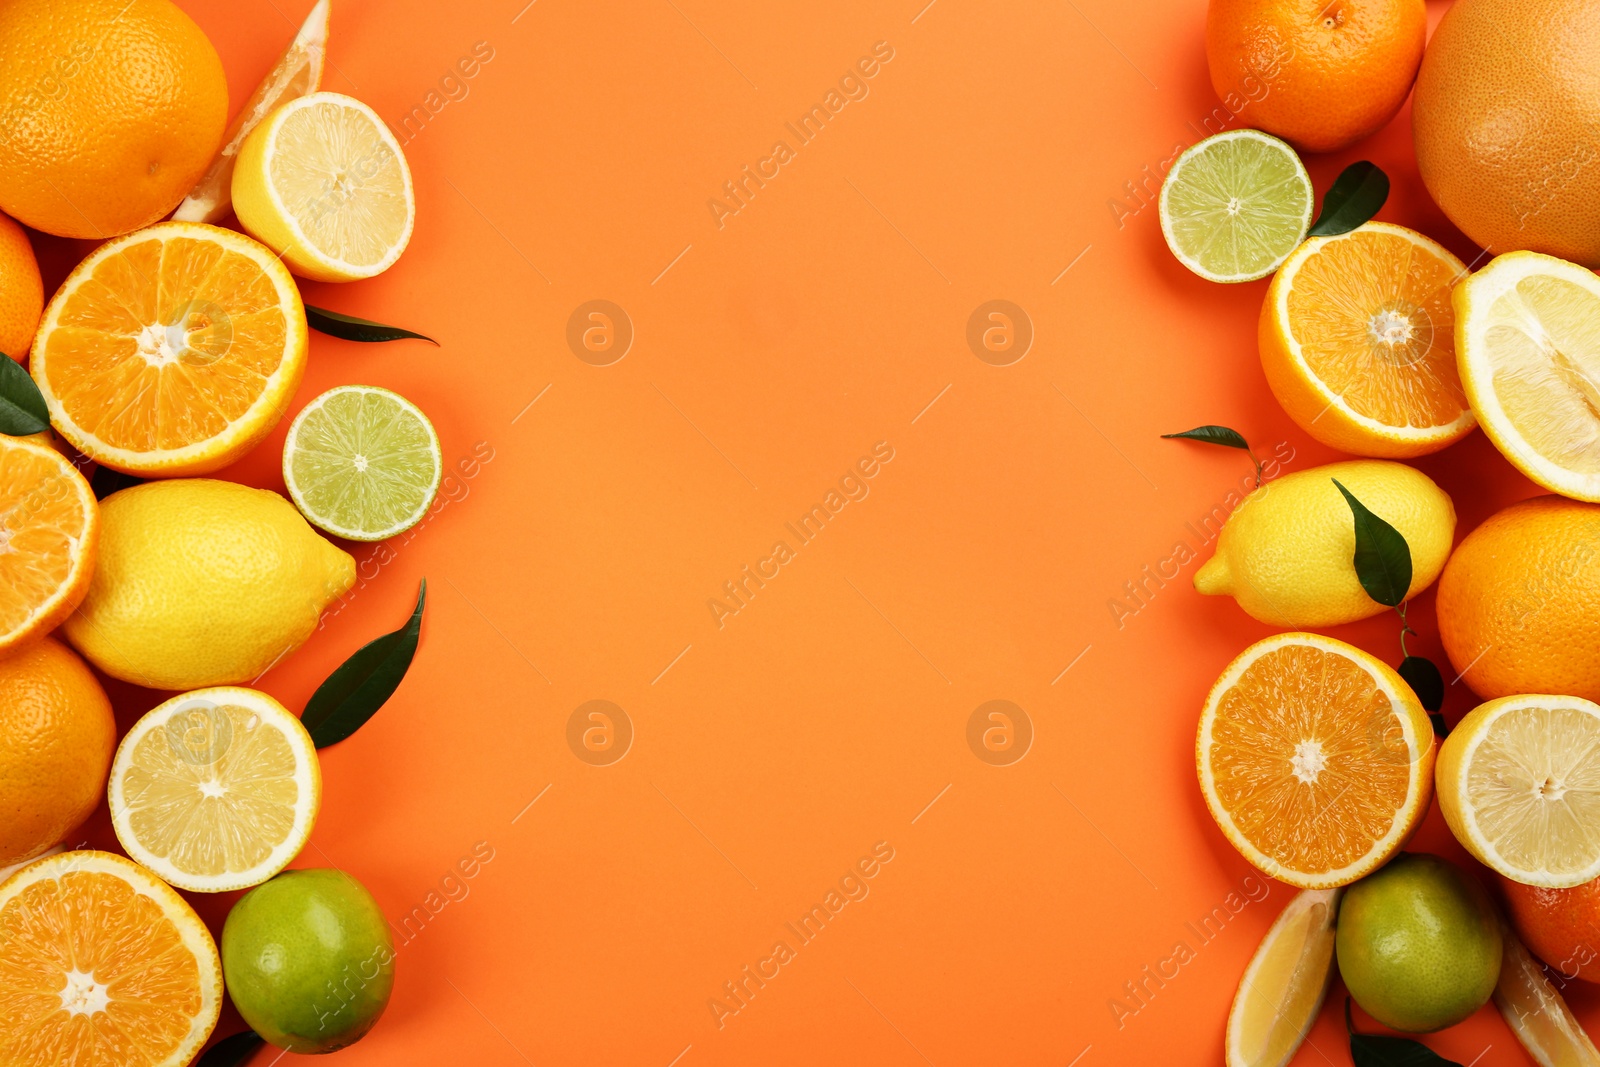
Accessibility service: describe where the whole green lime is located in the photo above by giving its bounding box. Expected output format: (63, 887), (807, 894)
(1336, 853), (1501, 1032)
(221, 868), (395, 1053)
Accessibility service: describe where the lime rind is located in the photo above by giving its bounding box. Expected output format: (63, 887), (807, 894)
(1160, 129), (1313, 283)
(284, 385), (441, 541)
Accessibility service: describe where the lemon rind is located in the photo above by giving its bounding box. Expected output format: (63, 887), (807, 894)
(1159, 128), (1313, 284)
(29, 222), (308, 475)
(1272, 221), (1477, 445)
(257, 92), (416, 281)
(0, 849), (222, 1067)
(1442, 693), (1600, 889)
(107, 686), (321, 894)
(1197, 632), (1432, 890)
(1456, 251), (1600, 502)
(282, 384), (443, 541)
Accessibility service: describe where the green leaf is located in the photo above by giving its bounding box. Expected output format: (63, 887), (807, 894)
(1398, 655), (1444, 715)
(1346, 998), (1462, 1067)
(196, 1030), (265, 1067)
(303, 579), (426, 748)
(1333, 479), (1412, 608)
(1308, 161), (1390, 237)
(305, 304), (438, 345)
(1160, 425), (1250, 450)
(91, 465), (144, 500)
(0, 354), (48, 435)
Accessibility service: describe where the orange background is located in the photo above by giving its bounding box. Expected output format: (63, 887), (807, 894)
(38, 0), (1581, 1063)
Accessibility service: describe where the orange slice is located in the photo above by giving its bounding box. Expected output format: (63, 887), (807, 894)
(0, 434), (97, 653)
(1260, 222), (1475, 458)
(0, 850), (222, 1067)
(30, 221), (308, 476)
(173, 0), (328, 225)
(1197, 632), (1436, 889)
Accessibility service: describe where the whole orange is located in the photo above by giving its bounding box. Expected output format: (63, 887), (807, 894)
(1413, 0), (1600, 266)
(1206, 0), (1426, 153)
(0, 636), (115, 868)
(0, 210), (40, 359)
(0, 0), (228, 239)
(1436, 497), (1600, 703)
(1501, 875), (1600, 982)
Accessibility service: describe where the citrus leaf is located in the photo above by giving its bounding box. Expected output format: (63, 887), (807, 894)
(305, 304), (438, 345)
(1398, 655), (1444, 715)
(1308, 161), (1390, 237)
(196, 1030), (265, 1067)
(1347, 999), (1462, 1067)
(303, 579), (426, 748)
(1160, 425), (1250, 450)
(1333, 479), (1412, 608)
(0, 354), (48, 435)
(91, 465), (144, 500)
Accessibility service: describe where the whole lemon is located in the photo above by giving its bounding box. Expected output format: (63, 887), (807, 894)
(63, 479), (354, 690)
(1336, 853), (1501, 1032)
(0, 0), (228, 238)
(1194, 460), (1455, 627)
(0, 636), (115, 867)
(1436, 497), (1600, 702)
(1412, 0), (1600, 265)
(222, 868), (395, 1053)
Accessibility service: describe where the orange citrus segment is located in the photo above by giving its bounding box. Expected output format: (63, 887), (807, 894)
(1197, 633), (1436, 889)
(0, 435), (97, 653)
(174, 0), (328, 225)
(0, 850), (221, 1067)
(30, 222), (307, 476)
(1261, 222), (1475, 458)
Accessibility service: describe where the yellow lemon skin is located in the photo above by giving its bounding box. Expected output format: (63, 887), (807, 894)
(63, 479), (354, 690)
(1194, 460), (1455, 628)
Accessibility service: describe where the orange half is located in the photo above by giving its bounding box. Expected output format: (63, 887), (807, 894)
(0, 851), (222, 1067)
(30, 221), (308, 476)
(0, 434), (97, 653)
(1197, 632), (1435, 889)
(1261, 222), (1475, 458)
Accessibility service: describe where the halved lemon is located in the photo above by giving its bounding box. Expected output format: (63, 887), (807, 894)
(1226, 887), (1340, 1067)
(1261, 222), (1475, 458)
(1159, 129), (1312, 283)
(232, 91), (415, 282)
(1197, 632), (1435, 889)
(1457, 251), (1600, 501)
(174, 0), (328, 224)
(30, 221), (308, 476)
(0, 435), (97, 653)
(283, 384), (442, 541)
(108, 687), (320, 893)
(0, 850), (222, 1067)
(1437, 695), (1600, 889)
(1495, 920), (1600, 1067)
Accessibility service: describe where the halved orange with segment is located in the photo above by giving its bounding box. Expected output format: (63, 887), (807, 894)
(30, 221), (307, 476)
(0, 434), (97, 653)
(1197, 633), (1435, 889)
(1260, 222), (1475, 458)
(0, 850), (222, 1067)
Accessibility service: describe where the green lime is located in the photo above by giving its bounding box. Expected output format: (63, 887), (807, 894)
(221, 867), (395, 1053)
(1158, 128), (1312, 282)
(1335, 853), (1502, 1032)
(283, 384), (441, 541)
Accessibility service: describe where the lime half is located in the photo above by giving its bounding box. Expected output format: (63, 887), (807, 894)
(283, 385), (441, 541)
(1159, 129), (1312, 283)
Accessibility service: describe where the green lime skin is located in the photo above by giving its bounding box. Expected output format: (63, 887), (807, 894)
(1336, 853), (1502, 1033)
(222, 868), (395, 1054)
